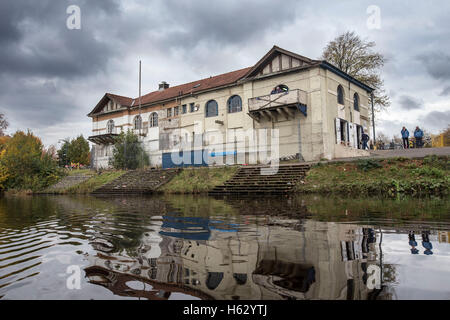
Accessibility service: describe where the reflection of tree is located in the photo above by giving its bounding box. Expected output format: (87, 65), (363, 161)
(382, 264), (397, 285)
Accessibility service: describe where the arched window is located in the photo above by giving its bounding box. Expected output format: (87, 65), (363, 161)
(206, 272), (224, 290)
(353, 93), (360, 111)
(337, 85), (345, 105)
(271, 84), (289, 94)
(228, 95), (242, 113)
(133, 115), (142, 130)
(149, 112), (158, 128)
(107, 120), (115, 134)
(205, 100), (218, 117)
(233, 273), (247, 285)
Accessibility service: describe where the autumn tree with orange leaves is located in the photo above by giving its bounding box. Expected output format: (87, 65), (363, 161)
(0, 130), (62, 191)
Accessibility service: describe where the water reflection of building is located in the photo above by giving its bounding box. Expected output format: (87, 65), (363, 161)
(85, 214), (391, 300)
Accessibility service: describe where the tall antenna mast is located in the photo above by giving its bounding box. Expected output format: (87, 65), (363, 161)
(139, 60), (142, 135)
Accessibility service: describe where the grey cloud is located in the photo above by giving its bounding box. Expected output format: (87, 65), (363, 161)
(1, 0), (450, 147)
(398, 95), (423, 110)
(418, 52), (450, 80)
(0, 0), (122, 79)
(420, 110), (450, 131)
(440, 86), (450, 96)
(0, 75), (79, 128)
(148, 0), (303, 50)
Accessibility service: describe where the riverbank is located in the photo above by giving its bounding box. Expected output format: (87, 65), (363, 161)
(35, 170), (126, 195)
(19, 155), (449, 197)
(296, 155), (449, 197)
(159, 166), (238, 194)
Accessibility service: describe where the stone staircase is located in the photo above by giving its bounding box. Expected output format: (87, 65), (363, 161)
(40, 173), (92, 194)
(208, 164), (311, 195)
(92, 168), (180, 195)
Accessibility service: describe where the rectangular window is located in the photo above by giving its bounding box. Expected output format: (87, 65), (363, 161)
(174, 106), (179, 116)
(189, 103), (195, 112)
(167, 108), (172, 117)
(182, 104), (187, 114)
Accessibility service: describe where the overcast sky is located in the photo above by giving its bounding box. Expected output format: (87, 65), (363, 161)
(1, 0), (449, 147)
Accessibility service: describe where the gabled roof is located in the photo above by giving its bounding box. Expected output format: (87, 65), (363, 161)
(88, 93), (135, 116)
(241, 45), (322, 79)
(88, 45), (374, 117)
(106, 93), (135, 107)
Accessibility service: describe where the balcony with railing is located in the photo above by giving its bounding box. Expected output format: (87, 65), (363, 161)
(88, 133), (119, 145)
(248, 89), (307, 122)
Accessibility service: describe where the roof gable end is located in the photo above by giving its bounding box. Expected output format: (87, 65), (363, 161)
(241, 45), (320, 79)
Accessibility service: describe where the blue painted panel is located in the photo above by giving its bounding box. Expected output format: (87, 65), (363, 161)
(162, 150), (209, 169)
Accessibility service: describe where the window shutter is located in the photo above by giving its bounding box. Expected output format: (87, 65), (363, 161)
(347, 122), (350, 143)
(336, 118), (341, 144)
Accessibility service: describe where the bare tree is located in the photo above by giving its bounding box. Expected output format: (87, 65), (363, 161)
(322, 31), (390, 113)
(0, 114), (8, 136)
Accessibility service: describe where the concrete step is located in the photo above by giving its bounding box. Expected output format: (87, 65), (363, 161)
(92, 168), (180, 195)
(208, 164), (310, 195)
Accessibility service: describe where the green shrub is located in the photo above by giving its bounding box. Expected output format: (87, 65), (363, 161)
(356, 159), (382, 171)
(110, 130), (150, 170)
(413, 166), (445, 179)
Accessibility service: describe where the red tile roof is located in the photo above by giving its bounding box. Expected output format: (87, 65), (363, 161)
(138, 67), (251, 106)
(105, 93), (135, 107)
(89, 67), (251, 115)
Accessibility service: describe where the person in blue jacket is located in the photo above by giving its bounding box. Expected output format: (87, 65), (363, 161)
(414, 126), (424, 148)
(408, 231), (419, 254)
(401, 127), (409, 149)
(361, 130), (370, 150)
(421, 231), (433, 255)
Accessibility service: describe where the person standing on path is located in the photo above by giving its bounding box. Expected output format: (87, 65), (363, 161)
(414, 126), (424, 148)
(361, 131), (370, 150)
(401, 127), (409, 149)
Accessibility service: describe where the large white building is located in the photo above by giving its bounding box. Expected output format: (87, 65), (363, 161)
(88, 46), (373, 169)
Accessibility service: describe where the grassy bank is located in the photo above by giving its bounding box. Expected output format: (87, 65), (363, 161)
(296, 155), (449, 197)
(160, 166), (239, 194)
(65, 170), (126, 194)
(36, 170), (126, 195)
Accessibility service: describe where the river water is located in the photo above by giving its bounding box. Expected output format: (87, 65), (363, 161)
(0, 194), (449, 300)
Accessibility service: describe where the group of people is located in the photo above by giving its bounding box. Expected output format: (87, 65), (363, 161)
(408, 231), (433, 255)
(401, 126), (424, 149)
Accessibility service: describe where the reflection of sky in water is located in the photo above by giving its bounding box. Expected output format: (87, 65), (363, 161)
(381, 232), (450, 299)
(1, 195), (450, 300)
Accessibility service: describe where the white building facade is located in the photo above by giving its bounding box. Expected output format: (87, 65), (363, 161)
(88, 46), (373, 169)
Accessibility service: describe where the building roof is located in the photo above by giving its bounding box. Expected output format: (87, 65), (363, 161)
(106, 93), (135, 107)
(241, 45), (321, 79)
(88, 45), (374, 117)
(138, 67), (251, 106)
(88, 67), (251, 116)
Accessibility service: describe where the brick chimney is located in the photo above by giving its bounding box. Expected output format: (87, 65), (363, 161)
(159, 81), (169, 91)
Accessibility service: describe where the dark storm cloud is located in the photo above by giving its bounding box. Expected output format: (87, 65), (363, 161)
(421, 110), (450, 131)
(418, 52), (450, 80)
(152, 0), (301, 49)
(0, 0), (122, 79)
(398, 95), (423, 110)
(0, 0), (450, 146)
(0, 0), (305, 131)
(0, 0), (124, 129)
